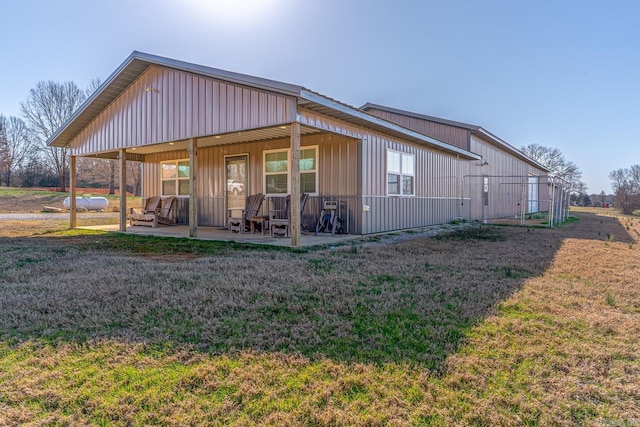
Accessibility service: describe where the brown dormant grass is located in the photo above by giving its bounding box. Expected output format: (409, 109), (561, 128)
(0, 187), (140, 213)
(0, 218), (119, 238)
(0, 210), (638, 425)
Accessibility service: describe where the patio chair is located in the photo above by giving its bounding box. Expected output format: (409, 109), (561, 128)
(129, 196), (163, 227)
(228, 193), (265, 233)
(270, 193), (309, 237)
(157, 196), (177, 225)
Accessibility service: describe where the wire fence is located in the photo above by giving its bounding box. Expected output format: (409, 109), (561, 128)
(460, 174), (571, 227)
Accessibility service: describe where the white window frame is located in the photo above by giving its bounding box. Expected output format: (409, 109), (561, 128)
(161, 159), (190, 197)
(299, 145), (319, 196)
(263, 146), (319, 196)
(386, 149), (415, 196)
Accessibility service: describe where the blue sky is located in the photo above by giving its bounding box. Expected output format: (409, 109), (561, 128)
(1, 0), (638, 193)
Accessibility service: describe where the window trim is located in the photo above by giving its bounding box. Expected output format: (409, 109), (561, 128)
(160, 158), (190, 197)
(263, 146), (319, 196)
(263, 148), (290, 196)
(386, 149), (415, 196)
(300, 145), (319, 196)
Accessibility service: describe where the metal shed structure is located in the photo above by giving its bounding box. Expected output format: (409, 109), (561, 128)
(48, 51), (551, 246)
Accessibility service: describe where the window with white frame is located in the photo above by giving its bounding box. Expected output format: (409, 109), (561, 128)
(264, 147), (318, 195)
(264, 149), (289, 195)
(387, 149), (414, 196)
(161, 159), (190, 196)
(300, 147), (317, 194)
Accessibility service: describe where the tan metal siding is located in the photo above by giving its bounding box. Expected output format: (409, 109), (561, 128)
(142, 133), (360, 229)
(135, 105), (548, 234)
(365, 108), (469, 150)
(70, 66), (296, 156)
(463, 134), (550, 221)
(360, 131), (467, 234)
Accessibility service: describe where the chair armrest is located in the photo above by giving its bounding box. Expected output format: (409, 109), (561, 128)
(269, 209), (287, 220)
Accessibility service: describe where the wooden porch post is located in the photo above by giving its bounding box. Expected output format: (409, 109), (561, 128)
(119, 149), (127, 232)
(189, 138), (198, 237)
(69, 155), (77, 228)
(290, 122), (301, 247)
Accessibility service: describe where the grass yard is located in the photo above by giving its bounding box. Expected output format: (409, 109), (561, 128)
(0, 209), (638, 425)
(0, 187), (140, 213)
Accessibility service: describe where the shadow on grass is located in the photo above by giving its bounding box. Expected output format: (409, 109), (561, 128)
(0, 211), (634, 370)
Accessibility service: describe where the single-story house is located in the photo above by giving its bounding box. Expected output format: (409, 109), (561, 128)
(48, 51), (553, 246)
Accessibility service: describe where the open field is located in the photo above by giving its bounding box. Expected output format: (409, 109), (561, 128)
(0, 187), (141, 213)
(0, 209), (639, 425)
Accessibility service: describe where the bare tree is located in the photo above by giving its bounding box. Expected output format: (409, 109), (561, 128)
(85, 78), (102, 98)
(0, 118), (7, 184)
(108, 160), (117, 194)
(521, 143), (587, 194)
(610, 165), (640, 215)
(0, 115), (33, 187)
(76, 157), (140, 195)
(84, 78), (120, 192)
(75, 157), (111, 188)
(21, 81), (86, 192)
(127, 161), (142, 196)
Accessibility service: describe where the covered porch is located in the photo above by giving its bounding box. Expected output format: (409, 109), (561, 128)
(69, 119), (362, 247)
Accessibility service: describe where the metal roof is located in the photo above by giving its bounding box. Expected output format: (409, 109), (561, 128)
(47, 51), (480, 160)
(360, 103), (549, 172)
(361, 102), (481, 131)
(300, 91), (478, 159)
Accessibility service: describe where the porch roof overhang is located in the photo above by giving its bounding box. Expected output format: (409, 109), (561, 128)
(109, 124), (322, 157)
(47, 51), (480, 161)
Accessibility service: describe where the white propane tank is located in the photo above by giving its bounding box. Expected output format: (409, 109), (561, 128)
(63, 196), (109, 211)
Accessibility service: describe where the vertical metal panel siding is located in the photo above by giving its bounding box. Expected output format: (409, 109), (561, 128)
(70, 66), (295, 156)
(143, 133), (360, 228)
(139, 107), (545, 233)
(359, 130), (467, 234)
(365, 108), (469, 150)
(466, 134), (548, 220)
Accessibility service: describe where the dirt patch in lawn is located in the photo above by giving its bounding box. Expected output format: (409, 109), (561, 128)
(0, 187), (137, 213)
(0, 191), (68, 213)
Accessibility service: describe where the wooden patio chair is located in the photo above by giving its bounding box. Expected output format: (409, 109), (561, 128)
(228, 193), (265, 233)
(269, 193), (309, 237)
(129, 196), (163, 227)
(157, 196), (177, 225)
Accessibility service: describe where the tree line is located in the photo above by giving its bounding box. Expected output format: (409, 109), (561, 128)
(521, 144), (639, 215)
(610, 165), (640, 215)
(520, 143), (586, 194)
(0, 80), (141, 195)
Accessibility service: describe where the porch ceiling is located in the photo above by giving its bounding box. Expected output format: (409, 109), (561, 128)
(124, 124), (322, 156)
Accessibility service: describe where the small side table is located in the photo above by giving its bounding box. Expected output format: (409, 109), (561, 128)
(250, 215), (269, 235)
